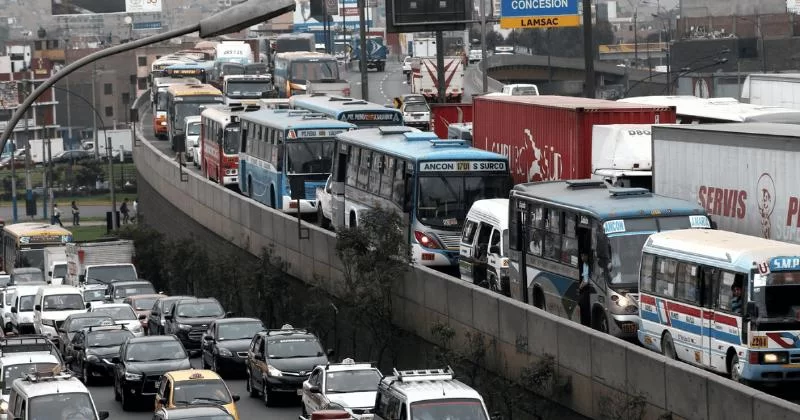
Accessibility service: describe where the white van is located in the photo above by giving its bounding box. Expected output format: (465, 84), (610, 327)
(33, 286), (87, 348)
(184, 115), (201, 163)
(459, 199), (510, 295)
(373, 368), (490, 420)
(7, 371), (108, 420)
(10, 286), (42, 335)
(0, 288), (16, 333)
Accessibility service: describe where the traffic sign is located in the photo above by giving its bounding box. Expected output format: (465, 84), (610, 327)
(500, 0), (580, 29)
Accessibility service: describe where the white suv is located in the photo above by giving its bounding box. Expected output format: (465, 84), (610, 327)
(0, 353), (62, 419)
(7, 371), (108, 420)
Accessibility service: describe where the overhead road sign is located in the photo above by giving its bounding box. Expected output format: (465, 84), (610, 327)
(500, 0), (580, 29)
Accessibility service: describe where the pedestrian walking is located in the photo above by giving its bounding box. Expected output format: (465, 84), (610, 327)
(52, 203), (64, 227)
(71, 201), (80, 226)
(120, 198), (130, 225)
(132, 197), (138, 222)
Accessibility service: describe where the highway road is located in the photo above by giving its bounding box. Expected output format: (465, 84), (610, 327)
(89, 356), (300, 419)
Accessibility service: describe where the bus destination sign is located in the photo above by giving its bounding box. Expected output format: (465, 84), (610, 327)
(419, 161), (508, 172)
(20, 234), (71, 245)
(295, 129), (348, 138)
(342, 112), (400, 123)
(167, 68), (204, 76)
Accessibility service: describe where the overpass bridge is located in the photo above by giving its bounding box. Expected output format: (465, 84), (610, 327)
(130, 89), (800, 420)
(482, 53), (669, 97)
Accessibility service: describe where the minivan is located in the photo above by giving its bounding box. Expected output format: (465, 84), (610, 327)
(459, 199), (510, 296)
(10, 285), (42, 334)
(33, 286), (88, 348)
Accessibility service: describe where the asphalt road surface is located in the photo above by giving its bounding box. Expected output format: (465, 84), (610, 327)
(89, 356), (301, 419)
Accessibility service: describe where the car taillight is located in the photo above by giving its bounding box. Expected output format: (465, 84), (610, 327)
(414, 231), (441, 249)
(749, 351), (759, 364)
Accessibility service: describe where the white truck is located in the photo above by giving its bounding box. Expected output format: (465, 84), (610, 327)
(44, 247), (67, 285)
(741, 73), (800, 109)
(591, 124), (654, 190)
(65, 240), (138, 288)
(411, 38), (464, 103)
(82, 128), (132, 158)
(29, 139), (65, 164)
(651, 122), (800, 243)
(222, 74), (274, 105)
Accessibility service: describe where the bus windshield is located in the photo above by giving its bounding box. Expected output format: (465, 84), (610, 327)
(174, 97), (223, 127)
(417, 174), (509, 229)
(227, 81), (271, 98)
(223, 127), (240, 155)
(156, 91), (169, 111)
(285, 140), (334, 174)
(290, 60), (339, 82)
(752, 271), (800, 319)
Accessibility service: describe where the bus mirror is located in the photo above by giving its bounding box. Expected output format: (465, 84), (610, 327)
(79, 275), (86, 283)
(746, 302), (758, 318)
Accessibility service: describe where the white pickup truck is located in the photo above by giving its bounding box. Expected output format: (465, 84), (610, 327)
(315, 175), (333, 230)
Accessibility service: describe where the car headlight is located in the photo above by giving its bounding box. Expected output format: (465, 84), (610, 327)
(267, 365), (282, 377)
(218, 347), (233, 357)
(178, 323), (192, 330)
(124, 371), (142, 381)
(86, 354), (99, 362)
(762, 352), (789, 364)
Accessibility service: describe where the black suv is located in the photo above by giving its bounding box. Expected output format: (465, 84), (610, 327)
(164, 297), (228, 353)
(112, 335), (191, 411)
(66, 324), (134, 385)
(245, 324), (333, 406)
(147, 295), (193, 336)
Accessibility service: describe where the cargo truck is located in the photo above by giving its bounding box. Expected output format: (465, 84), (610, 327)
(471, 95), (675, 185)
(429, 103), (472, 139)
(82, 129), (132, 158)
(411, 37), (464, 103)
(65, 239), (137, 287)
(590, 124), (654, 189)
(741, 73), (800, 109)
(351, 37), (388, 72)
(652, 122), (800, 244)
(29, 139), (65, 164)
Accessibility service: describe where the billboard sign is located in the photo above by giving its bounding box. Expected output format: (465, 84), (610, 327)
(51, 0), (161, 15)
(500, 0), (580, 29)
(386, 0), (472, 33)
(0, 82), (19, 110)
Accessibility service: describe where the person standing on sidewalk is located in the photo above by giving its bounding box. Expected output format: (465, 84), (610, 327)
(120, 198), (130, 224)
(71, 201), (80, 226)
(52, 203), (64, 227)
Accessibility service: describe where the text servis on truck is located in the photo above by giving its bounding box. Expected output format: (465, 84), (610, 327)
(506, 180), (711, 338)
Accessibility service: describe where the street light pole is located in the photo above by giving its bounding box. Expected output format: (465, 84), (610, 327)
(107, 136), (118, 231)
(23, 79), (33, 220)
(480, 0), (488, 93)
(10, 141), (17, 223)
(357, 0), (368, 101)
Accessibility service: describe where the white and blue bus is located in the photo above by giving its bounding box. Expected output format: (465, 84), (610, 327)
(507, 180), (711, 338)
(289, 94), (403, 128)
(238, 109), (356, 214)
(638, 229), (800, 385)
(328, 126), (512, 268)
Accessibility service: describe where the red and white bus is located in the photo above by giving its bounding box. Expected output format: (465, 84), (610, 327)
(200, 103), (260, 187)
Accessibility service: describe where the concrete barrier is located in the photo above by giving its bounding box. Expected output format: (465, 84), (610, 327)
(132, 99), (800, 419)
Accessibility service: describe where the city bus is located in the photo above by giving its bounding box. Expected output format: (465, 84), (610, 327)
(272, 52), (343, 97)
(637, 229), (800, 385)
(289, 94), (403, 128)
(238, 109), (355, 214)
(149, 55), (194, 85)
(0, 223), (72, 274)
(328, 126), (511, 268)
(165, 84), (224, 151)
(619, 96), (800, 124)
(151, 77), (201, 139)
(507, 180), (711, 338)
(200, 103), (261, 187)
(164, 62), (211, 84)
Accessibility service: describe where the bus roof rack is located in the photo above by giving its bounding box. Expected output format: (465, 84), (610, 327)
(23, 366), (71, 383)
(328, 96), (352, 102)
(341, 100), (369, 105)
(379, 126), (414, 135)
(392, 367), (454, 382)
(565, 180), (605, 189)
(310, 92), (329, 97)
(607, 186), (652, 198)
(428, 139), (467, 147)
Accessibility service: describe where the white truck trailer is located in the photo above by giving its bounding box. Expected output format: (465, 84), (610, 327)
(410, 38), (464, 103)
(591, 124), (654, 190)
(82, 128), (133, 157)
(65, 239), (138, 287)
(741, 73), (800, 109)
(652, 122), (800, 243)
(29, 139), (65, 164)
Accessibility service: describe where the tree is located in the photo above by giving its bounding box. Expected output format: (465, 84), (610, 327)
(335, 207), (411, 364)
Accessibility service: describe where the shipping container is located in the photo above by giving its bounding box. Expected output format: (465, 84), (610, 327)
(652, 122), (800, 244)
(429, 103), (472, 139)
(472, 95), (675, 185)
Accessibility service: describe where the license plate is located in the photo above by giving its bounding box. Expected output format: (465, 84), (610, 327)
(622, 324), (638, 333)
(296, 389), (303, 396)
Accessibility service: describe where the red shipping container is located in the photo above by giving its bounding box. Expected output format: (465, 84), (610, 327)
(472, 95), (676, 185)
(429, 103), (473, 139)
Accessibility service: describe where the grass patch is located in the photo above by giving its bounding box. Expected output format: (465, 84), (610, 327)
(0, 192), (137, 207)
(71, 224), (116, 242)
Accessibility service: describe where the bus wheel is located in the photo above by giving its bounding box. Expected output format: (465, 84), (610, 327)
(593, 308), (609, 334)
(246, 178), (253, 198)
(269, 186), (276, 209)
(728, 352), (745, 384)
(661, 331), (678, 360)
(532, 287), (544, 309)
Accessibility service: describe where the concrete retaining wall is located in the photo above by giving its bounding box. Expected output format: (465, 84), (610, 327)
(132, 97), (800, 420)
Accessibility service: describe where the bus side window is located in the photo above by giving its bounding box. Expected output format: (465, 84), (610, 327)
(639, 253), (656, 292)
(654, 256), (676, 298)
(700, 266), (718, 308)
(527, 207), (544, 257)
(346, 147), (360, 187)
(676, 263), (700, 304)
(543, 209), (562, 261)
(475, 224), (492, 259)
(391, 161), (406, 206)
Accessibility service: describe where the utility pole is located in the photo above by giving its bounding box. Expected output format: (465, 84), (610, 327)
(633, 12), (638, 67)
(10, 141), (17, 223)
(357, 0), (368, 100)
(582, 0), (595, 98)
(480, 0), (488, 92)
(42, 138), (48, 220)
(23, 78), (33, 219)
(435, 31), (446, 103)
(91, 62), (98, 159)
(107, 136), (118, 230)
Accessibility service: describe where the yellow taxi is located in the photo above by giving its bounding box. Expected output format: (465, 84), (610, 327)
(154, 369), (240, 419)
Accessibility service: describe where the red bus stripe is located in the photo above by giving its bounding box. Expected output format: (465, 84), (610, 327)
(640, 294), (656, 305)
(666, 301), (702, 318)
(713, 313), (738, 327)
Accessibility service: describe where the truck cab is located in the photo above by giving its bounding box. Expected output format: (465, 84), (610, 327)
(590, 124), (653, 190)
(500, 84), (539, 96)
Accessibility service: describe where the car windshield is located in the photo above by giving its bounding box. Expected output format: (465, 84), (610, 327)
(325, 369), (382, 393)
(52, 264), (67, 279)
(30, 392), (97, 420)
(93, 306), (137, 321)
(131, 297), (158, 310)
(114, 284), (155, 299)
(217, 321), (264, 340)
(88, 330), (133, 347)
(410, 398), (488, 420)
(405, 103), (429, 113)
(68, 316), (114, 332)
(227, 81), (271, 97)
(187, 122), (201, 136)
(43, 294), (85, 311)
(86, 265), (137, 284)
(12, 267), (45, 283)
(285, 141), (334, 174)
(18, 295), (35, 311)
(752, 271), (800, 319)
(2, 362), (59, 392)
(173, 379), (232, 405)
(83, 289), (106, 302)
(267, 337), (324, 358)
(176, 302), (223, 318)
(223, 126), (240, 155)
(417, 174), (510, 230)
(290, 60), (339, 82)
(126, 340), (186, 362)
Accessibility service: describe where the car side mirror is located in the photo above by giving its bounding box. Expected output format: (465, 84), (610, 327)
(34, 304), (41, 311)
(104, 295), (112, 301)
(138, 314), (147, 320)
(232, 394), (240, 402)
(48, 271), (52, 276)
(98, 412), (110, 420)
(79, 275), (86, 283)
(225, 311), (235, 318)
(746, 302), (759, 318)
(164, 314), (174, 321)
(10, 307), (16, 313)
(203, 336), (214, 342)
(490, 412), (504, 420)
(85, 302), (92, 309)
(310, 385), (321, 394)
(111, 356), (121, 364)
(326, 348), (335, 357)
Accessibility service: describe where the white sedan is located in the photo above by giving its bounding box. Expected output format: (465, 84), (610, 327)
(87, 303), (145, 337)
(301, 358), (383, 419)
